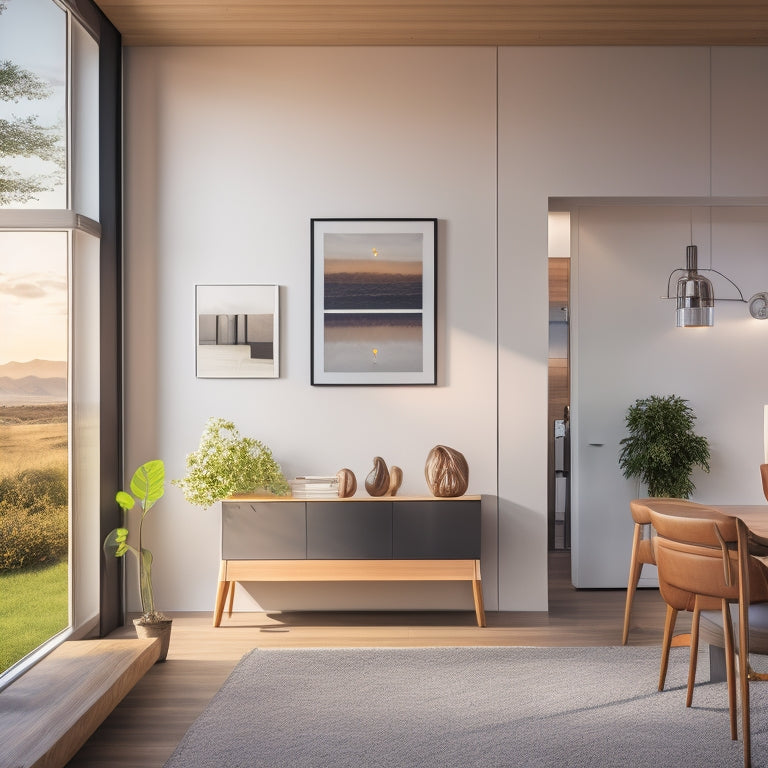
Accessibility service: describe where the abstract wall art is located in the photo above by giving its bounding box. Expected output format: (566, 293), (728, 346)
(196, 284), (279, 378)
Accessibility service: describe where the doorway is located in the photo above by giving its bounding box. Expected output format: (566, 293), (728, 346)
(548, 211), (571, 551)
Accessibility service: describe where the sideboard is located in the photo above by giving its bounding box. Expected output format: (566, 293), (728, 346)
(214, 494), (485, 627)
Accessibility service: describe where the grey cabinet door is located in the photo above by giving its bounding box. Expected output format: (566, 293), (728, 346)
(393, 500), (481, 558)
(307, 501), (392, 559)
(222, 502), (306, 559)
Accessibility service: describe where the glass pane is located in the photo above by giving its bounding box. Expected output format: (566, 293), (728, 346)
(0, 231), (69, 674)
(0, 0), (67, 209)
(72, 21), (100, 220)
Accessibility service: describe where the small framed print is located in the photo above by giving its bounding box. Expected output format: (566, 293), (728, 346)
(196, 284), (279, 378)
(311, 218), (437, 386)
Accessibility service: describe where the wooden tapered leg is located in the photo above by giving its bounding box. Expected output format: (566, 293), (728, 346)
(622, 523), (643, 645)
(227, 579), (236, 617)
(213, 561), (231, 628)
(472, 560), (486, 627)
(659, 604), (678, 691)
(686, 598), (701, 707)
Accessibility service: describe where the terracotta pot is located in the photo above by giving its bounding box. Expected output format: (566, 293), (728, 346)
(133, 617), (172, 662)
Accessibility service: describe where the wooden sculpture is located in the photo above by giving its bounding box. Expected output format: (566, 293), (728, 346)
(336, 468), (357, 498)
(365, 456), (390, 497)
(425, 445), (469, 497)
(387, 466), (403, 496)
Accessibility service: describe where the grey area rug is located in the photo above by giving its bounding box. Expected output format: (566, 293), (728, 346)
(164, 646), (768, 768)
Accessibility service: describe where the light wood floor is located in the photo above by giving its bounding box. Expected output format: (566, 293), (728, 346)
(66, 552), (678, 767)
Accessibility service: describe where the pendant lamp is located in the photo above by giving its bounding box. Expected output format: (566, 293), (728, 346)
(675, 245), (714, 327)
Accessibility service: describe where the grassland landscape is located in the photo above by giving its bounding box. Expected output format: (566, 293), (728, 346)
(0, 402), (68, 672)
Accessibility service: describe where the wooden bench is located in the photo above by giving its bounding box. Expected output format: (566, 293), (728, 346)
(0, 637), (160, 768)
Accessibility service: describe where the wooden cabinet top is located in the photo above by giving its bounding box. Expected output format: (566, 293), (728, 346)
(224, 494), (482, 503)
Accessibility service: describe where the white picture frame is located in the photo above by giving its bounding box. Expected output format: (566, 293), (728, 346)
(195, 284), (279, 378)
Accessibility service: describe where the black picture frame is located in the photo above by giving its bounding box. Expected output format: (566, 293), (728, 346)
(311, 218), (437, 385)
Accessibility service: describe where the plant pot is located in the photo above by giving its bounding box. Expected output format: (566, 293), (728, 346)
(133, 617), (173, 662)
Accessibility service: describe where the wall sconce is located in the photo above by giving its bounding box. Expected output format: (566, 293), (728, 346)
(749, 292), (768, 320)
(664, 243), (746, 328)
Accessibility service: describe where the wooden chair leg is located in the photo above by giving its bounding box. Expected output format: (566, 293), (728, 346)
(623, 523), (644, 645)
(686, 598), (701, 707)
(659, 603), (678, 691)
(722, 599), (738, 742)
(737, 520), (753, 768)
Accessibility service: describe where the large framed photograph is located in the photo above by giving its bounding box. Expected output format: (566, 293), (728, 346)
(311, 218), (437, 386)
(196, 284), (279, 378)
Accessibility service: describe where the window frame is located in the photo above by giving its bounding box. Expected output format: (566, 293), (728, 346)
(0, 0), (122, 689)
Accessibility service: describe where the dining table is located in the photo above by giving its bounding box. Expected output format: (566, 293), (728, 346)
(713, 504), (768, 544)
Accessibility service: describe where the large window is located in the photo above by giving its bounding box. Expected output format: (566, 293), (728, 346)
(0, 0), (107, 684)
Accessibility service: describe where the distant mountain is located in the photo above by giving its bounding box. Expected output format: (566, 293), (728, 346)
(0, 362), (65, 403)
(0, 359), (66, 380)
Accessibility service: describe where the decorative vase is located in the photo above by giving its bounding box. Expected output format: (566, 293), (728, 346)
(336, 468), (357, 498)
(365, 457), (390, 497)
(133, 617), (173, 663)
(425, 445), (469, 497)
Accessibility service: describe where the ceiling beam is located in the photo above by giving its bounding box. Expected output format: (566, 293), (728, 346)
(93, 1), (768, 47)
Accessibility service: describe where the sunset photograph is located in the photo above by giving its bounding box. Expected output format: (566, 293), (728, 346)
(311, 220), (436, 385)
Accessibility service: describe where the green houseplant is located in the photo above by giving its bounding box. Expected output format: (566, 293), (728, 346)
(618, 394), (711, 498)
(104, 459), (172, 661)
(173, 417), (290, 508)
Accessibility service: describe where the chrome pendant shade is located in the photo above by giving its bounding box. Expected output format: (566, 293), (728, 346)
(676, 245), (714, 327)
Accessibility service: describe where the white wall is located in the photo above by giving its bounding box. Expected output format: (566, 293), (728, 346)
(123, 47), (500, 613)
(123, 45), (768, 615)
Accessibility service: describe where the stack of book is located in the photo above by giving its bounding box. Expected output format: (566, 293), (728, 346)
(290, 475), (339, 499)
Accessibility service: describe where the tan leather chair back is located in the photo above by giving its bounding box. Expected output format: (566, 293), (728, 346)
(631, 497), (712, 526)
(650, 505), (768, 605)
(761, 464), (768, 502)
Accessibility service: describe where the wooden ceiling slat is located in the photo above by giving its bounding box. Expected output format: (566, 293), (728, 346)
(92, 1), (768, 46)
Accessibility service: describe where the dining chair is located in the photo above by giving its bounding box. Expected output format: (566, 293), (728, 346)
(760, 464), (768, 501)
(649, 502), (768, 768)
(623, 497), (705, 646)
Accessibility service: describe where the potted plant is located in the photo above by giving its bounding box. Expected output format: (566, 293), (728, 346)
(618, 394), (711, 498)
(104, 459), (172, 661)
(173, 417), (290, 508)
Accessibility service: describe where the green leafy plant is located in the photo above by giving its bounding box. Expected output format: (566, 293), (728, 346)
(173, 417), (290, 508)
(618, 394), (711, 498)
(103, 459), (166, 623)
(0, 467), (68, 571)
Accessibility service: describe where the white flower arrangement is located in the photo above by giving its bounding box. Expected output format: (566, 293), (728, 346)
(174, 417), (290, 508)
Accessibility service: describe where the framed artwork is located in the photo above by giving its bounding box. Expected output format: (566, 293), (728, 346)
(311, 218), (437, 385)
(195, 284), (279, 378)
